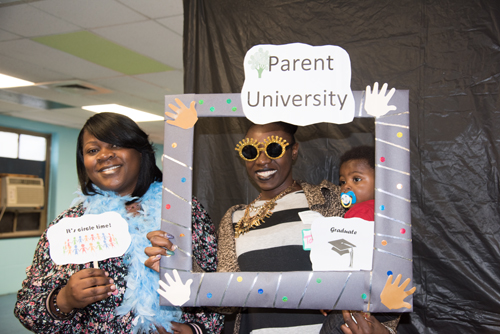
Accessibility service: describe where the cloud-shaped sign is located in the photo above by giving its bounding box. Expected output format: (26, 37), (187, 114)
(241, 43), (354, 126)
(47, 212), (131, 265)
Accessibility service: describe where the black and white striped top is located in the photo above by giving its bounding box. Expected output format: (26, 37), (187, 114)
(233, 190), (313, 272)
(232, 191), (325, 334)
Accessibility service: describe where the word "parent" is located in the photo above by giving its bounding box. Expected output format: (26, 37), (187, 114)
(269, 56), (335, 72)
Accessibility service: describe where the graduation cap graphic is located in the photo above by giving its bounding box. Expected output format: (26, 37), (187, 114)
(329, 238), (356, 267)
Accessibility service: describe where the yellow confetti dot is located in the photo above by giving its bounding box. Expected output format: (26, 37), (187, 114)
(237, 276), (243, 282)
(381, 240), (387, 246)
(397, 183), (403, 190)
(172, 143), (177, 148)
(397, 132), (403, 138)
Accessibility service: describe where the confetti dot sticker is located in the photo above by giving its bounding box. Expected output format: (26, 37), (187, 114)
(380, 205), (385, 211)
(258, 289), (264, 294)
(282, 296), (288, 302)
(199, 100), (204, 105)
(165, 204), (171, 210)
(180, 233), (185, 237)
(226, 99), (232, 104)
(232, 107), (237, 111)
(397, 183), (403, 190)
(316, 278), (322, 283)
(381, 240), (387, 246)
(400, 228), (406, 234)
(237, 276), (243, 282)
(181, 177), (186, 183)
(172, 143), (177, 148)
(207, 293), (212, 298)
(397, 132), (403, 138)
(387, 271), (393, 276)
(210, 107), (215, 112)
(361, 293), (367, 299)
(380, 157), (386, 162)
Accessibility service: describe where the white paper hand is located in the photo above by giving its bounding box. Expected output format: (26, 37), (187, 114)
(157, 269), (193, 306)
(364, 82), (397, 117)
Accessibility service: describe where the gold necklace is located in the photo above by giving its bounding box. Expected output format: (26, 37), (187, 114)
(234, 181), (297, 238)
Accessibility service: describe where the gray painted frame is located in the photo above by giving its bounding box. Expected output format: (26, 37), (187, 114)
(160, 90), (412, 312)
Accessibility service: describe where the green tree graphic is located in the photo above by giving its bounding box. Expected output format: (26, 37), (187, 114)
(248, 48), (269, 78)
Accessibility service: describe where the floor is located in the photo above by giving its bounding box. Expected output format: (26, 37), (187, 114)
(0, 294), (31, 334)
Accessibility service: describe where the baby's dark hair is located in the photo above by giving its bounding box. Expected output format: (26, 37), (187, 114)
(339, 146), (375, 170)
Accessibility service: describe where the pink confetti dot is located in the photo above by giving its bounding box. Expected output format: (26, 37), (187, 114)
(380, 157), (386, 162)
(165, 204), (171, 209)
(400, 228), (406, 234)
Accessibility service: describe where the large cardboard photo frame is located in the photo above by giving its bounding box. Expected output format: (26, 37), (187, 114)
(159, 89), (412, 313)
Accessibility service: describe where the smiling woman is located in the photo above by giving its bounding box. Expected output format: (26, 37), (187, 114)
(76, 113), (157, 200)
(14, 113), (223, 334)
(81, 131), (142, 197)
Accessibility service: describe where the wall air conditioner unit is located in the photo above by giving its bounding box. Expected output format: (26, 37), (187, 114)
(1, 176), (44, 208)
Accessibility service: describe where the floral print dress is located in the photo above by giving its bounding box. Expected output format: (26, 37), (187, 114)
(14, 197), (223, 334)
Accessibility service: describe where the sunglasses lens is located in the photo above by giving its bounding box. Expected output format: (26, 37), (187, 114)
(266, 142), (284, 158)
(241, 145), (258, 160)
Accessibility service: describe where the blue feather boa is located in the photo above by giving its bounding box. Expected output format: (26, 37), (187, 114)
(72, 182), (181, 333)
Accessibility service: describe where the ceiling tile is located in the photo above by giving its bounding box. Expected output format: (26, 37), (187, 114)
(0, 53), (71, 82)
(92, 76), (170, 102)
(3, 107), (95, 130)
(134, 70), (184, 94)
(0, 28), (19, 41)
(0, 4), (79, 37)
(31, 0), (146, 29)
(156, 15), (183, 35)
(93, 20), (183, 69)
(33, 31), (173, 75)
(6, 85), (107, 107)
(0, 39), (122, 80)
(118, 0), (182, 19)
(84, 90), (164, 113)
(0, 99), (36, 113)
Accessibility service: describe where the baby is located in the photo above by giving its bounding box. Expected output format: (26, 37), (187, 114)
(339, 145), (375, 221)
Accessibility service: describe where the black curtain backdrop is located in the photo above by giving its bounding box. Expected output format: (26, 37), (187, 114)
(182, 1), (500, 333)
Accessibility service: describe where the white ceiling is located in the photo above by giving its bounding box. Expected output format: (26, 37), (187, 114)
(0, 0), (185, 143)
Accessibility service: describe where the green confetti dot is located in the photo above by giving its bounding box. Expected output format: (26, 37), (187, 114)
(232, 107), (237, 111)
(361, 293), (367, 299)
(316, 278), (322, 283)
(226, 99), (232, 104)
(282, 296), (288, 302)
(199, 100), (204, 105)
(210, 107), (215, 112)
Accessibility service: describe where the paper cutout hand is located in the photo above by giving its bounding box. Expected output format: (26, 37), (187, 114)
(166, 98), (198, 129)
(364, 82), (396, 117)
(380, 274), (416, 310)
(157, 269), (193, 306)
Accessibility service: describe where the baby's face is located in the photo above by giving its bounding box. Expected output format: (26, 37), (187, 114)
(339, 159), (375, 204)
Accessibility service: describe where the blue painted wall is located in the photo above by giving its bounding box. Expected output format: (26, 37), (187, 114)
(0, 115), (163, 295)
